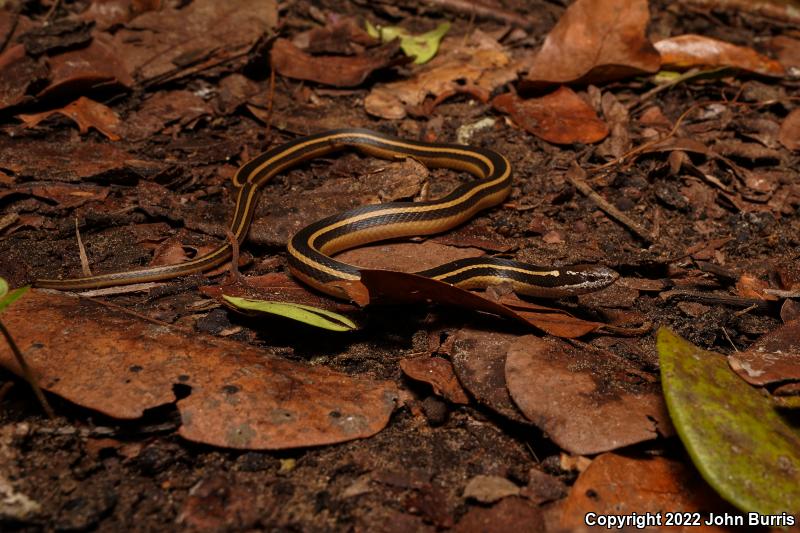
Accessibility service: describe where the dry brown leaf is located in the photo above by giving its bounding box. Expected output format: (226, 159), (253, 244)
(779, 108), (800, 151)
(399, 356), (469, 404)
(112, 0), (277, 84)
(360, 269), (607, 337)
(365, 30), (517, 120)
(270, 38), (402, 88)
(0, 183), (109, 209)
(548, 453), (733, 532)
(122, 90), (214, 140)
(79, 0), (162, 30)
(0, 290), (397, 449)
(462, 475), (520, 504)
(18, 97), (122, 141)
(337, 241), (484, 273)
(728, 319), (800, 386)
(505, 336), (671, 455)
(522, 0), (660, 88)
(39, 35), (133, 99)
(655, 34), (786, 77)
(0, 44), (47, 111)
(492, 87), (609, 145)
(450, 329), (530, 424)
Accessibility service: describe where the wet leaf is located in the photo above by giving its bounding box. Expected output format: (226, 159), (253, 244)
(506, 335), (671, 454)
(728, 319), (800, 386)
(657, 328), (800, 514)
(0, 291), (397, 449)
(366, 21), (450, 64)
(270, 38), (403, 87)
(222, 295), (357, 332)
(18, 97), (122, 141)
(551, 453), (733, 532)
(655, 34), (786, 77)
(492, 87), (609, 145)
(522, 0), (660, 88)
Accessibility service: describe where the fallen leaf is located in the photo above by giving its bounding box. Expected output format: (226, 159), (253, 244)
(39, 35), (133, 99)
(365, 30), (516, 120)
(0, 290), (398, 449)
(79, 0), (161, 30)
(462, 475), (520, 504)
(728, 319), (800, 386)
(360, 269), (608, 337)
(492, 87), (609, 144)
(399, 356), (469, 404)
(122, 90), (214, 140)
(222, 295), (358, 332)
(0, 137), (160, 183)
(336, 241), (484, 273)
(270, 38), (403, 87)
(767, 35), (800, 69)
(657, 328), (800, 514)
(367, 21), (450, 64)
(292, 16), (377, 54)
(455, 497), (543, 533)
(0, 44), (47, 111)
(505, 335), (671, 455)
(550, 453), (733, 532)
(450, 329), (530, 424)
(18, 97), (122, 141)
(779, 109), (800, 151)
(655, 34), (786, 77)
(522, 0), (660, 88)
(112, 0), (277, 84)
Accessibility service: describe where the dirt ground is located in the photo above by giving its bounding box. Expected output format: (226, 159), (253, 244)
(1, 0), (799, 531)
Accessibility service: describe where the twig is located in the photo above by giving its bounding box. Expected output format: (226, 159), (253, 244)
(225, 230), (241, 283)
(421, 0), (533, 29)
(0, 320), (55, 419)
(44, 0), (62, 23)
(75, 217), (92, 277)
(565, 162), (655, 243)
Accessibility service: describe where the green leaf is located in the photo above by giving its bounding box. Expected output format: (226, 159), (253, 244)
(222, 295), (357, 332)
(0, 278), (29, 314)
(367, 22), (450, 64)
(657, 328), (800, 514)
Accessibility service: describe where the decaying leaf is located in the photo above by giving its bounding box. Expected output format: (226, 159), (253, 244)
(492, 87), (609, 145)
(18, 97), (122, 141)
(0, 290), (398, 449)
(505, 335), (671, 454)
(550, 453), (732, 532)
(657, 328), (800, 514)
(655, 34), (786, 77)
(728, 319), (800, 386)
(522, 0), (660, 88)
(0, 44), (47, 111)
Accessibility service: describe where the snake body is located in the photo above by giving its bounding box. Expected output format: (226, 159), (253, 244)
(35, 129), (617, 298)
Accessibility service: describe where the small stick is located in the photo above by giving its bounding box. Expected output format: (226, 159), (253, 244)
(225, 230), (241, 283)
(75, 217), (92, 277)
(0, 320), (55, 419)
(566, 163), (655, 243)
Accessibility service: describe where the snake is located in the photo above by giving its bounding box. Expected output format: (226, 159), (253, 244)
(34, 129), (618, 299)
